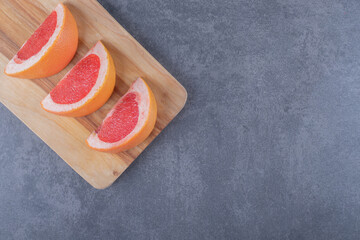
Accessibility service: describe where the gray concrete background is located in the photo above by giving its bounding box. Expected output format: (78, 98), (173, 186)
(1, 0), (360, 239)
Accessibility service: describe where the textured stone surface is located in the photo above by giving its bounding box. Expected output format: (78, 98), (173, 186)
(1, 0), (360, 239)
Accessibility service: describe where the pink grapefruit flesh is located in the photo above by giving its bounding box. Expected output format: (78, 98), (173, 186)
(16, 11), (57, 62)
(50, 54), (100, 104)
(97, 93), (139, 143)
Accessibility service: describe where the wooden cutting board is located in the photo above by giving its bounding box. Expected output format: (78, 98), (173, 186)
(0, 0), (187, 189)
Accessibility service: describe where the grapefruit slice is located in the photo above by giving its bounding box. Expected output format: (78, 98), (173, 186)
(87, 78), (157, 152)
(4, 3), (78, 79)
(41, 41), (116, 117)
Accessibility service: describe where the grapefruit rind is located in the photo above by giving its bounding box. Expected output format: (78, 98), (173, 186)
(86, 78), (157, 152)
(41, 41), (116, 117)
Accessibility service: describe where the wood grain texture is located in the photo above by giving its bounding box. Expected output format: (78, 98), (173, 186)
(0, 0), (187, 189)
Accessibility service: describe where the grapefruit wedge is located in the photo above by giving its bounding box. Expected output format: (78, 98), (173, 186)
(87, 78), (157, 153)
(5, 3), (78, 79)
(41, 41), (116, 117)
